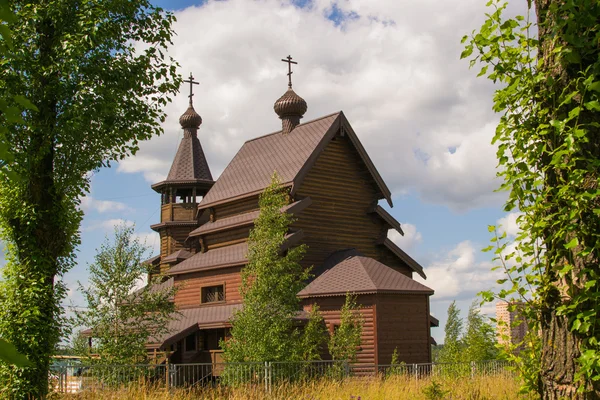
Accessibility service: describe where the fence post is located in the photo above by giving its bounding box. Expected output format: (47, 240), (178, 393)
(165, 359), (170, 390)
(269, 362), (272, 394)
(344, 361), (350, 378)
(414, 363), (418, 382)
(470, 361), (475, 379)
(264, 361), (268, 393)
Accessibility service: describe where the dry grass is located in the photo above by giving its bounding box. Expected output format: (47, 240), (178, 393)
(51, 375), (535, 400)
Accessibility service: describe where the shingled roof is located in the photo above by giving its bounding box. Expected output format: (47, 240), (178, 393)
(189, 197), (312, 238)
(148, 303), (242, 349)
(151, 120), (214, 192)
(168, 230), (305, 275)
(198, 112), (392, 209)
(298, 252), (433, 298)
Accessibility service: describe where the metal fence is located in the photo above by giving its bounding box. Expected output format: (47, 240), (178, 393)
(49, 359), (512, 394)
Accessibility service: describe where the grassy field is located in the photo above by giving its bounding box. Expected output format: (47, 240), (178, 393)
(51, 375), (534, 400)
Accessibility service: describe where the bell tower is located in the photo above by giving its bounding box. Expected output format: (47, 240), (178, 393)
(150, 73), (214, 277)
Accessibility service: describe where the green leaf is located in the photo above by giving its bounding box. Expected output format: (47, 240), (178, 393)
(0, 338), (32, 367)
(13, 95), (38, 112)
(565, 238), (579, 249)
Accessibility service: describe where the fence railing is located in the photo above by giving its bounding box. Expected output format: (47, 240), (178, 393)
(49, 359), (512, 394)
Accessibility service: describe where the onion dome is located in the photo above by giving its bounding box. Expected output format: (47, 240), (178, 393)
(179, 105), (202, 129)
(274, 88), (308, 118)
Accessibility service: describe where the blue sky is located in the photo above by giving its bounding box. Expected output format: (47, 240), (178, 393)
(41, 0), (530, 344)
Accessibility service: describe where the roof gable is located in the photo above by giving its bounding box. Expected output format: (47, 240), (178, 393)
(198, 112), (392, 209)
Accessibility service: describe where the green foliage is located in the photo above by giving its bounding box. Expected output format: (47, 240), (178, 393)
(223, 173), (310, 363)
(463, 302), (498, 362)
(438, 301), (498, 364)
(300, 305), (328, 361)
(0, 0), (180, 397)
(438, 301), (463, 363)
(422, 380), (449, 400)
(329, 293), (363, 363)
(0, 339), (31, 368)
(465, 0), (600, 396)
(75, 225), (176, 365)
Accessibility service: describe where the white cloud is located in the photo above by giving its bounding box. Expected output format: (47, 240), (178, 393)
(82, 218), (135, 232)
(117, 0), (529, 211)
(417, 240), (501, 301)
(132, 231), (160, 256)
(80, 196), (130, 214)
(497, 212), (522, 237)
(388, 223), (422, 251)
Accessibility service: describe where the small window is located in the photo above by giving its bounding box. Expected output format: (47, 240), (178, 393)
(185, 333), (196, 352)
(201, 285), (224, 303)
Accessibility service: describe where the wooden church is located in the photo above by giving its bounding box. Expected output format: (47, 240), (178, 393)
(144, 58), (436, 370)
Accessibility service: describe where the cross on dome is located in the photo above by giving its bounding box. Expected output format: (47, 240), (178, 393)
(281, 55), (298, 88)
(184, 72), (199, 105)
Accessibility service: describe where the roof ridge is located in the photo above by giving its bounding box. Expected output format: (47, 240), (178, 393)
(355, 256), (380, 290)
(245, 111), (341, 143)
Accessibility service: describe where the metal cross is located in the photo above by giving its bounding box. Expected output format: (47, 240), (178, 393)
(281, 55), (298, 88)
(183, 72), (199, 104)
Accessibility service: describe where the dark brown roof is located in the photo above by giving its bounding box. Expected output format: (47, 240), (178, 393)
(142, 255), (161, 266)
(189, 197), (312, 238)
(168, 231), (305, 276)
(151, 113), (214, 192)
(150, 220), (198, 232)
(430, 315), (439, 327)
(149, 304), (311, 349)
(168, 241), (248, 275)
(163, 249), (193, 263)
(149, 303), (242, 348)
(383, 238), (426, 279)
(298, 254), (433, 298)
(372, 205), (404, 236)
(198, 112), (392, 209)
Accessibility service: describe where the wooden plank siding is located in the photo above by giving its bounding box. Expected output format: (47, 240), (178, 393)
(293, 134), (389, 272)
(375, 247), (414, 278)
(304, 295), (377, 371)
(174, 266), (243, 309)
(161, 203), (197, 222)
(376, 294), (431, 364)
(160, 227), (196, 257)
(213, 196), (259, 219)
(203, 226), (251, 251)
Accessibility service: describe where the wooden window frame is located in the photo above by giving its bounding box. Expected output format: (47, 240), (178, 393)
(200, 282), (226, 305)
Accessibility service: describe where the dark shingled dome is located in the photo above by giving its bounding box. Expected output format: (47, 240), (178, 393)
(274, 88), (307, 118)
(179, 105), (203, 129)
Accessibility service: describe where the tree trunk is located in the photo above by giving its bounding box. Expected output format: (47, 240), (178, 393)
(534, 0), (600, 398)
(540, 307), (583, 399)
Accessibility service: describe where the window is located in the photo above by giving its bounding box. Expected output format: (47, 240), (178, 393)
(185, 333), (196, 352)
(201, 285), (224, 304)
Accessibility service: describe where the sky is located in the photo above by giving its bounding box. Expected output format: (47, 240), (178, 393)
(22, 0), (532, 344)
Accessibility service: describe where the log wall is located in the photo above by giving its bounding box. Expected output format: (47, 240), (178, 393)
(174, 266), (243, 309)
(304, 295), (377, 370)
(293, 135), (389, 271)
(376, 294), (431, 364)
(213, 197), (259, 219)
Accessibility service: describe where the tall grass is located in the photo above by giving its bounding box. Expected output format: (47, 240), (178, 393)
(51, 375), (535, 400)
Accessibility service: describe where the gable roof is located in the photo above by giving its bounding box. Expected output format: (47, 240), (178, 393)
(198, 112), (392, 209)
(298, 253), (433, 298)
